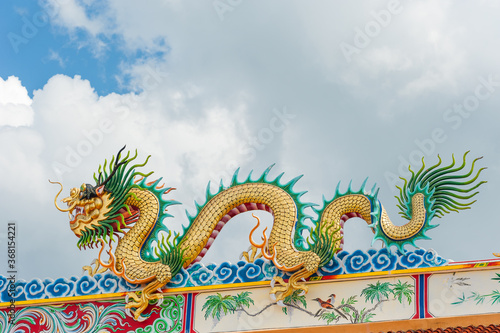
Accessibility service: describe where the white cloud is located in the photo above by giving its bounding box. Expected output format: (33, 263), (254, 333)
(0, 76), (34, 127)
(0, 128), (46, 198)
(47, 0), (105, 36)
(47, 49), (66, 67)
(31, 74), (250, 188)
(0, 73), (255, 278)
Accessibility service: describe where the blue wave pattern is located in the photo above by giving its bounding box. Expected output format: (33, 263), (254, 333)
(0, 273), (142, 302)
(0, 248), (447, 302)
(319, 248), (447, 275)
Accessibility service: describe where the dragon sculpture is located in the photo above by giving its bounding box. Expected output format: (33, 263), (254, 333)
(51, 147), (485, 320)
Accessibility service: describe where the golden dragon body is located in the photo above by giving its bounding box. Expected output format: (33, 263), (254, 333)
(52, 148), (485, 320)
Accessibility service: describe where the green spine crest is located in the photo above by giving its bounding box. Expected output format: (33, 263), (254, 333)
(183, 164), (317, 250)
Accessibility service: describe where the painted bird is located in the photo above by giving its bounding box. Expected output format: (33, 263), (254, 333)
(313, 294), (336, 309)
(313, 294), (348, 320)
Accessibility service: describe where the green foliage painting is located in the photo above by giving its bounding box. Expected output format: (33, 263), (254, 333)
(451, 273), (500, 306)
(201, 279), (414, 327)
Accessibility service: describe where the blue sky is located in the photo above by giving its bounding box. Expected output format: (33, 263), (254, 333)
(1, 0), (111, 95)
(1, 0), (500, 280)
(0, 0), (166, 96)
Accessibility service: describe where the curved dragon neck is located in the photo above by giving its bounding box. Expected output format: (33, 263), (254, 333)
(115, 188), (159, 267)
(179, 183), (297, 268)
(379, 192), (426, 240)
(320, 195), (374, 249)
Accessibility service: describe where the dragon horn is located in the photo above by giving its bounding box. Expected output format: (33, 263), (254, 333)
(49, 180), (77, 212)
(98, 145), (127, 187)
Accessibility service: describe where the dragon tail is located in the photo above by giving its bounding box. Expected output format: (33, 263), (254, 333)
(373, 151), (486, 251)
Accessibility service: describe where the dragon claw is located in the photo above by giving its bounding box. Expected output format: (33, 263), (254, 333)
(277, 300), (284, 307)
(156, 294), (164, 306)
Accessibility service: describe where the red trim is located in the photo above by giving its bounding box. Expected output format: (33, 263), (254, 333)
(412, 274), (420, 320)
(182, 292), (199, 333)
(412, 273), (433, 319)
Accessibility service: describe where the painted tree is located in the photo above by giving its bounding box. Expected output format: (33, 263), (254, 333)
(202, 293), (236, 321)
(391, 280), (414, 304)
(358, 280), (413, 323)
(452, 273), (500, 305)
(233, 291), (254, 310)
(282, 290), (308, 315)
(318, 280), (414, 324)
(201, 279), (414, 327)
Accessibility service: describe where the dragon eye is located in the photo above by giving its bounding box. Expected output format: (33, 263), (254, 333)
(79, 184), (98, 200)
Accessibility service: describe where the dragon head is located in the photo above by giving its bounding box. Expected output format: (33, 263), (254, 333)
(51, 146), (152, 248)
(53, 182), (112, 238)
